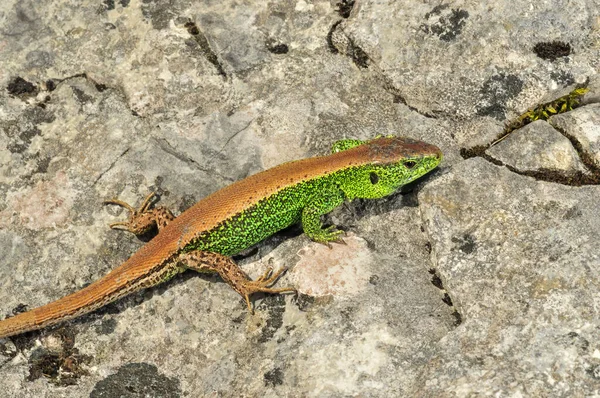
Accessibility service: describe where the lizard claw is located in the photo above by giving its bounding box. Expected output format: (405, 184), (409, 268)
(103, 192), (173, 235)
(255, 266), (274, 283)
(104, 192), (157, 216)
(239, 267), (296, 313)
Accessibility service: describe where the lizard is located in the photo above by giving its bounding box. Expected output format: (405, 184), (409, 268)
(0, 136), (442, 339)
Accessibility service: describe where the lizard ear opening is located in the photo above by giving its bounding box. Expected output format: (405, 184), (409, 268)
(369, 172), (379, 184)
(404, 160), (416, 169)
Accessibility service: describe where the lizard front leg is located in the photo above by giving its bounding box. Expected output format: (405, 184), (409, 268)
(178, 251), (295, 313)
(302, 184), (346, 246)
(104, 192), (175, 235)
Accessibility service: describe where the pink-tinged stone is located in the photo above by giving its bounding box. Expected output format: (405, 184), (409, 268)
(292, 235), (373, 297)
(3, 172), (75, 230)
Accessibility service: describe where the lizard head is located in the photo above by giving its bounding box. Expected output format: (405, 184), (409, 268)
(334, 136), (442, 200)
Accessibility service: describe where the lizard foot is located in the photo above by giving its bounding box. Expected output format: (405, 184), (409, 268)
(313, 226), (347, 249)
(238, 267), (296, 313)
(104, 192), (174, 235)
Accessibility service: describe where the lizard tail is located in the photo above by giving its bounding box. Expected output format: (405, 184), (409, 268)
(0, 251), (180, 339)
(0, 278), (118, 338)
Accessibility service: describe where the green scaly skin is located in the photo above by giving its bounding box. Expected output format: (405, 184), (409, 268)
(184, 137), (442, 255)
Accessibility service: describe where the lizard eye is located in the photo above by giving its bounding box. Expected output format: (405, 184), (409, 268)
(404, 160), (416, 169)
(369, 172), (379, 184)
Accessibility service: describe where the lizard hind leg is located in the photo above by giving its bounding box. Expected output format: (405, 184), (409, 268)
(104, 192), (175, 235)
(178, 251), (296, 313)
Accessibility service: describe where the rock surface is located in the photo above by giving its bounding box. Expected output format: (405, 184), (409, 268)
(486, 119), (588, 175)
(0, 0), (599, 397)
(419, 158), (600, 396)
(550, 103), (600, 171)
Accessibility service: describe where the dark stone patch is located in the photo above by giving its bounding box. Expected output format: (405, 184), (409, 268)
(7, 141), (27, 154)
(369, 274), (380, 285)
(0, 339), (18, 360)
(558, 331), (590, 352)
(336, 0), (355, 18)
(257, 295), (286, 343)
(429, 269), (444, 290)
(141, 0), (179, 30)
(587, 365), (600, 380)
(20, 127), (41, 143)
(294, 293), (315, 312)
(24, 105), (56, 125)
(550, 70), (575, 86)
(563, 206), (582, 220)
(71, 86), (94, 104)
(476, 73), (524, 120)
(363, 237), (377, 251)
(424, 4), (449, 19)
(533, 41), (571, 61)
(95, 318), (118, 335)
(7, 76), (39, 98)
(90, 362), (181, 398)
(442, 292), (453, 306)
(29, 350), (62, 379)
(95, 82), (108, 92)
(36, 95), (51, 109)
(27, 327), (92, 386)
(393, 94), (406, 104)
(34, 155), (51, 174)
(264, 367), (284, 387)
(184, 20), (200, 35)
(12, 303), (29, 315)
(6, 126), (41, 154)
(46, 79), (57, 91)
(103, 0), (115, 10)
(267, 42), (289, 54)
(451, 234), (476, 254)
(452, 310), (462, 325)
(421, 5), (469, 41)
(350, 43), (369, 68)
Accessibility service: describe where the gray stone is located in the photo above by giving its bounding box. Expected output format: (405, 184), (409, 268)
(454, 116), (505, 151)
(342, 1), (598, 125)
(581, 74), (600, 105)
(550, 103), (600, 170)
(486, 119), (587, 174)
(418, 158), (600, 396)
(0, 0), (599, 396)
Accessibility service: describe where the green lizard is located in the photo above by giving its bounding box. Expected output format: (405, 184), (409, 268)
(0, 136), (442, 338)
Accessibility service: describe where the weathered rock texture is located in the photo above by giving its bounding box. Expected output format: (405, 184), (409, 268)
(0, 0), (599, 396)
